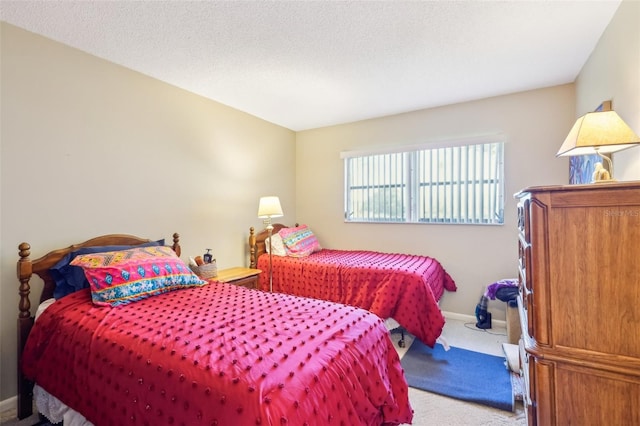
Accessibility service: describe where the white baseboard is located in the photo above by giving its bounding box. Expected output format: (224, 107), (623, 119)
(0, 395), (16, 413)
(442, 310), (506, 328)
(442, 310), (474, 322)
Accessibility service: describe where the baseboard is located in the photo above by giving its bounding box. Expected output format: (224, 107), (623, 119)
(0, 395), (16, 413)
(442, 310), (506, 328)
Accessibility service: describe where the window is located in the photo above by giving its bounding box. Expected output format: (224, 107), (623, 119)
(343, 137), (504, 225)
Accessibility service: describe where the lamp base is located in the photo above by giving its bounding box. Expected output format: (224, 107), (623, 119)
(591, 158), (615, 183)
(591, 152), (617, 184)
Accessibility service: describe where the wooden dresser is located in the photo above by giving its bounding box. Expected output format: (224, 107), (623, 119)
(515, 181), (640, 426)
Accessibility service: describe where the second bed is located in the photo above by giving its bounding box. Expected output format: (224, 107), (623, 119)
(249, 224), (457, 348)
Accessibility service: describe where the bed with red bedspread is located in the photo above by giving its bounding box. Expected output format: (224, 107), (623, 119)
(249, 225), (457, 348)
(17, 233), (412, 425)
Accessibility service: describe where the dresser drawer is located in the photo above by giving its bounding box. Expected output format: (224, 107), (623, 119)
(518, 287), (534, 339)
(517, 198), (531, 243)
(519, 339), (533, 425)
(518, 238), (532, 292)
(231, 275), (258, 289)
(519, 337), (539, 426)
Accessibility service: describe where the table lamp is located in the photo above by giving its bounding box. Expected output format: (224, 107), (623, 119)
(556, 103), (640, 183)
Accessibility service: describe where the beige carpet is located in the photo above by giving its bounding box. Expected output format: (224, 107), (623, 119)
(409, 386), (525, 425)
(0, 409), (38, 425)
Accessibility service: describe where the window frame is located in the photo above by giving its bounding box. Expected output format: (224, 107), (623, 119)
(342, 135), (505, 225)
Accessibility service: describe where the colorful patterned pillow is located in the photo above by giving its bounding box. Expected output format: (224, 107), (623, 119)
(279, 224), (321, 257)
(70, 246), (207, 306)
(49, 240), (164, 299)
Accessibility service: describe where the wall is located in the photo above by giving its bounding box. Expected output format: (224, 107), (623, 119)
(296, 85), (575, 322)
(575, 0), (640, 179)
(0, 23), (296, 401)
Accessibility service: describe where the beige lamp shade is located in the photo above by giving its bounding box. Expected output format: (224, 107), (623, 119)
(258, 196), (283, 218)
(556, 111), (640, 157)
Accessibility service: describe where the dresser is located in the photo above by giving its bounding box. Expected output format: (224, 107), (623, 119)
(515, 181), (640, 426)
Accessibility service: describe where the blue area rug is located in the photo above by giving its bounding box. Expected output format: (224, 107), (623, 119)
(401, 340), (514, 412)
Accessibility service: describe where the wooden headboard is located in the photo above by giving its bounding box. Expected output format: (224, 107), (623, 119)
(248, 223), (295, 268)
(16, 232), (181, 420)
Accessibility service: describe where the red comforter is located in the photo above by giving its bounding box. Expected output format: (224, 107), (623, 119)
(22, 283), (412, 425)
(258, 249), (457, 347)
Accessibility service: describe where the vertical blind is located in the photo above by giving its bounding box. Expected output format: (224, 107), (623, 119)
(344, 151), (407, 222)
(344, 141), (504, 225)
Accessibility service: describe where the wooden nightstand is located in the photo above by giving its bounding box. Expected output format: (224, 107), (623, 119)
(215, 267), (262, 289)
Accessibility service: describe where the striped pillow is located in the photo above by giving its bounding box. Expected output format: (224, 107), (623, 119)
(279, 224), (321, 257)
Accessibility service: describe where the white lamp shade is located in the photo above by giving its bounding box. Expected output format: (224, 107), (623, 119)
(258, 196), (283, 218)
(556, 110), (640, 157)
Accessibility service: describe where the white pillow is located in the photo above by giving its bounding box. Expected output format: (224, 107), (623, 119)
(35, 298), (56, 321)
(265, 233), (287, 256)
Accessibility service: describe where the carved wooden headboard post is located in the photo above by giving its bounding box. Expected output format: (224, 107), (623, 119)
(17, 242), (34, 420)
(172, 232), (181, 257)
(249, 227), (257, 269)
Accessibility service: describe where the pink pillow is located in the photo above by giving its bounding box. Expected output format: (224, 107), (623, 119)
(279, 225), (321, 257)
(70, 246), (207, 306)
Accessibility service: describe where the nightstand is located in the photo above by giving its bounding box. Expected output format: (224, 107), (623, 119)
(215, 267), (262, 289)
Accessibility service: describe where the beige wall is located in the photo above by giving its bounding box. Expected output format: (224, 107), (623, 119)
(296, 85), (575, 323)
(575, 0), (640, 180)
(0, 23), (296, 400)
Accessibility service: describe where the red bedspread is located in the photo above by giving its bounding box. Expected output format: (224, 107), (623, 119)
(22, 283), (412, 425)
(258, 249), (457, 347)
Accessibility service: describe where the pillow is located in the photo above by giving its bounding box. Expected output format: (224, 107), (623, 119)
(50, 239), (164, 299)
(279, 224), (321, 257)
(70, 246), (207, 307)
(35, 298), (56, 322)
(265, 233), (287, 256)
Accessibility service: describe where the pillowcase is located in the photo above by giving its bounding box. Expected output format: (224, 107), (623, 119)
(70, 246), (207, 307)
(50, 240), (164, 299)
(265, 233), (287, 256)
(279, 224), (321, 257)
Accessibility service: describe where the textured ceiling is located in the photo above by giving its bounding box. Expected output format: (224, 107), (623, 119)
(0, 1), (622, 131)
